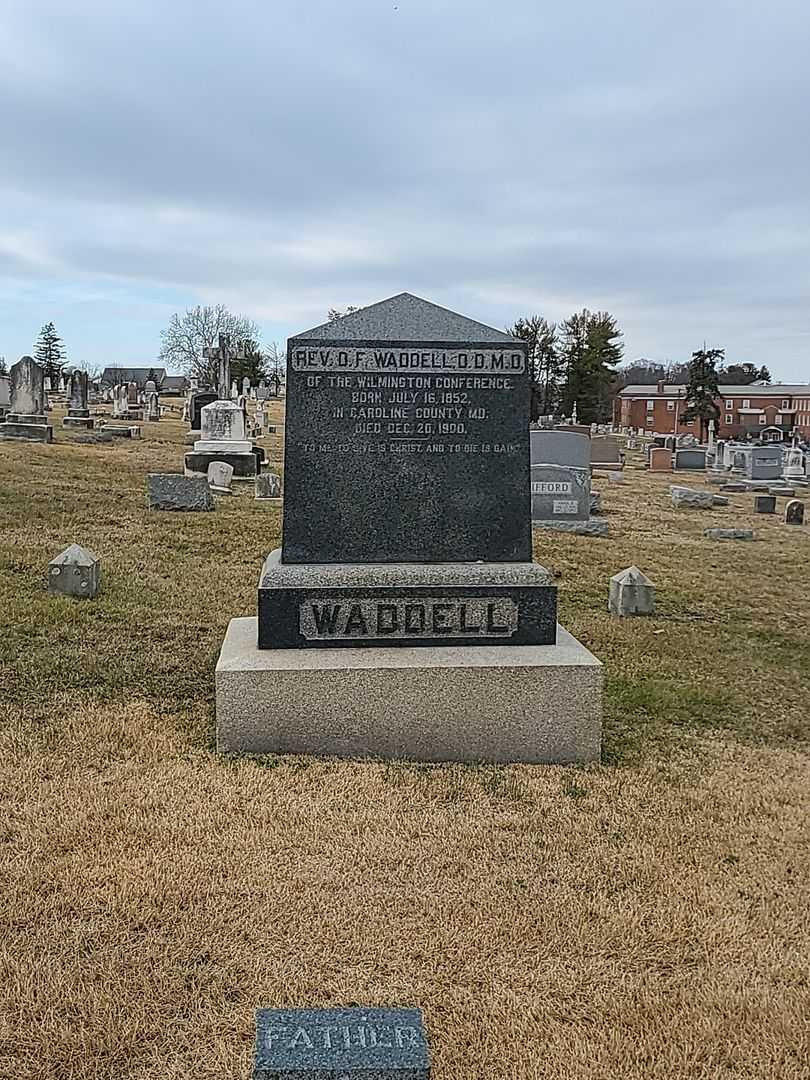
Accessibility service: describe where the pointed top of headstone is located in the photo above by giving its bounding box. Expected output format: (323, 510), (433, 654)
(611, 565), (653, 586)
(293, 292), (518, 343)
(49, 543), (99, 567)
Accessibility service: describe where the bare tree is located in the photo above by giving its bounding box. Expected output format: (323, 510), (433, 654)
(158, 304), (260, 386)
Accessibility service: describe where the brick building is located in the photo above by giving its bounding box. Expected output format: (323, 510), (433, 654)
(614, 382), (810, 441)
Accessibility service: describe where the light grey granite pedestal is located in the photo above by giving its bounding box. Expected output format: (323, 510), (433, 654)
(216, 617), (602, 763)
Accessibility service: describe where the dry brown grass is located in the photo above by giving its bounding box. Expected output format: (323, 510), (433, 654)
(1, 410), (809, 1079)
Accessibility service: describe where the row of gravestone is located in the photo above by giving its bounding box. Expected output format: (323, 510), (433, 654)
(0, 356), (165, 441)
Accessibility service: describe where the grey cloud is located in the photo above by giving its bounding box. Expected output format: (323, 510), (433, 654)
(0, 0), (808, 375)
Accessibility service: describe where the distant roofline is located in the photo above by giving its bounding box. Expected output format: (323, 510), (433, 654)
(619, 383), (810, 397)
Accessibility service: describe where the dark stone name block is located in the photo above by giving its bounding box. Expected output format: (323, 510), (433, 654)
(184, 450), (258, 478)
(253, 1007), (430, 1079)
(257, 550), (557, 649)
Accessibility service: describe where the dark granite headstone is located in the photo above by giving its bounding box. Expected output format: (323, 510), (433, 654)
(253, 1007), (430, 1079)
(754, 495), (776, 514)
(281, 293), (530, 564)
(189, 390), (217, 431)
(259, 294), (556, 650)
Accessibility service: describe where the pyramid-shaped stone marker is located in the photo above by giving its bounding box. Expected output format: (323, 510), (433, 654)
(48, 544), (101, 598)
(608, 566), (655, 616)
(282, 292), (530, 564)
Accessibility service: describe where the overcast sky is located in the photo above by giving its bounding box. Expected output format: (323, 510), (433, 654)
(1, 1), (809, 379)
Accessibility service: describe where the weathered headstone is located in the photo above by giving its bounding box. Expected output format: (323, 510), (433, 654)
(0, 356), (53, 442)
(216, 294), (603, 764)
(255, 472), (282, 500)
(253, 1007), (430, 1080)
(207, 460), (234, 494)
(673, 448), (707, 471)
(784, 447), (805, 480)
(649, 447), (673, 472)
(47, 544), (101, 598)
(590, 435), (622, 468)
(785, 499), (805, 526)
(747, 446), (782, 480)
(608, 566), (655, 616)
(0, 374), (10, 416)
(704, 528), (754, 541)
(63, 370), (94, 429)
(147, 474), (214, 511)
(185, 400), (257, 479)
(530, 429), (590, 470)
(670, 486), (727, 509)
(242, 376), (251, 398)
(754, 495), (776, 514)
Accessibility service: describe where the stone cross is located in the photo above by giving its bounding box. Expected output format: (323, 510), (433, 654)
(202, 333), (245, 400)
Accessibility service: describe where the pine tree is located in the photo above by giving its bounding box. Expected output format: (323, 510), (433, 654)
(558, 310), (624, 423)
(34, 322), (66, 384)
(509, 316), (562, 420)
(683, 347), (722, 441)
(230, 338), (269, 387)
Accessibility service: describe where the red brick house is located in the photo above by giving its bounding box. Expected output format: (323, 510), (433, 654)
(614, 382), (810, 440)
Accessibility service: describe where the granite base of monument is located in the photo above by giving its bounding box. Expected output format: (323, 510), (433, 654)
(0, 419), (53, 442)
(258, 549), (557, 649)
(216, 617), (602, 763)
(63, 415), (95, 430)
(184, 449), (259, 479)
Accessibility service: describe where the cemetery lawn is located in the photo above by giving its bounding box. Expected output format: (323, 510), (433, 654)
(2, 410), (809, 1080)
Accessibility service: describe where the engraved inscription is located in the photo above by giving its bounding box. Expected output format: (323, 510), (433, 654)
(299, 596), (519, 639)
(531, 481), (573, 495)
(552, 499), (580, 515)
(292, 346), (526, 374)
(265, 1022), (424, 1053)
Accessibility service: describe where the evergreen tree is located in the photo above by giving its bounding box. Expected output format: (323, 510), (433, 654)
(718, 362), (770, 385)
(509, 316), (562, 420)
(146, 366), (161, 387)
(34, 322), (66, 384)
(683, 346), (723, 441)
(230, 338), (269, 387)
(558, 309), (623, 423)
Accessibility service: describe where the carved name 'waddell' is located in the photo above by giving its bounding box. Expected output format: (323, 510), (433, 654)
(299, 597), (519, 640)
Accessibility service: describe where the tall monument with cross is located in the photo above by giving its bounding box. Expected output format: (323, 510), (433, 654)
(203, 333), (246, 399)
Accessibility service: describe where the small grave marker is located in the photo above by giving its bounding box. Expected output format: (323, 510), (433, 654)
(253, 1007), (430, 1079)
